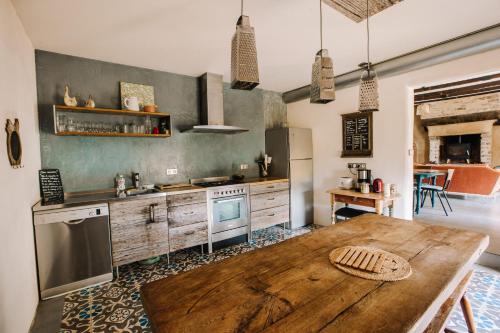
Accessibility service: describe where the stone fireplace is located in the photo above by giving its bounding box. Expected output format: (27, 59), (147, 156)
(427, 120), (495, 164)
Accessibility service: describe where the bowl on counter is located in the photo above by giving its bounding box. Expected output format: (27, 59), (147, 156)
(337, 177), (354, 190)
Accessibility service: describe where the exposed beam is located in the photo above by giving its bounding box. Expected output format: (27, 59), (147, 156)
(415, 80), (500, 103)
(420, 111), (500, 127)
(414, 73), (500, 93)
(282, 24), (500, 104)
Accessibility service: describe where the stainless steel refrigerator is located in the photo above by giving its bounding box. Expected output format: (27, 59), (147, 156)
(266, 128), (313, 228)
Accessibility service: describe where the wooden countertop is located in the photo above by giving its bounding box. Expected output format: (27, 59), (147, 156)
(140, 214), (488, 333)
(242, 177), (289, 185)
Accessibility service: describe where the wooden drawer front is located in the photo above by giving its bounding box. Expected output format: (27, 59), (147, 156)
(167, 191), (207, 207)
(169, 221), (208, 252)
(334, 194), (375, 208)
(251, 190), (289, 212)
(251, 205), (289, 232)
(168, 203), (207, 228)
(250, 181), (289, 195)
(111, 221), (169, 266)
(109, 197), (167, 227)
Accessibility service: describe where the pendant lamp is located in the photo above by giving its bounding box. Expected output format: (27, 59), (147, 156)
(358, 0), (379, 112)
(310, 0), (335, 104)
(231, 0), (259, 90)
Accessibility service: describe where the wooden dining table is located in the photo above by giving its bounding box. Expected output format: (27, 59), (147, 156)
(414, 169), (447, 215)
(141, 215), (488, 333)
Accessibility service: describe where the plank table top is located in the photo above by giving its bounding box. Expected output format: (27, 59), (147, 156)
(140, 215), (488, 333)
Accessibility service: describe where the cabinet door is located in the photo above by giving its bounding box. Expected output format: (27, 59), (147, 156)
(167, 203), (207, 228)
(109, 197), (168, 266)
(169, 221), (208, 252)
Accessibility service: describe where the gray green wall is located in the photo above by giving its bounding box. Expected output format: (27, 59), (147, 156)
(35, 50), (287, 192)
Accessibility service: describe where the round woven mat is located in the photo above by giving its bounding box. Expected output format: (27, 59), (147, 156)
(329, 246), (412, 282)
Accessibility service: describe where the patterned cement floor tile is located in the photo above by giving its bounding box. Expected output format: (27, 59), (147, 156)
(60, 225), (500, 332)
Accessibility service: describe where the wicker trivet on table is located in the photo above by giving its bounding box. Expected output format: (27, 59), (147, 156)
(329, 246), (412, 281)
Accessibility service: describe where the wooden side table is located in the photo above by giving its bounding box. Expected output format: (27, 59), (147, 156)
(326, 188), (399, 224)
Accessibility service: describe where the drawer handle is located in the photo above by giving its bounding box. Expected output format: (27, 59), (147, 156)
(267, 197), (276, 201)
(266, 185), (275, 189)
(149, 203), (159, 223)
(184, 230), (195, 235)
(184, 211), (195, 215)
(268, 213), (276, 217)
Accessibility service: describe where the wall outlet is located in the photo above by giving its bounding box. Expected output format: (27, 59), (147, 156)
(240, 164), (248, 170)
(166, 168), (177, 175)
(347, 163), (366, 169)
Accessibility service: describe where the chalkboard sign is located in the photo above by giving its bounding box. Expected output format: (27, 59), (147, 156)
(39, 169), (64, 205)
(341, 112), (373, 157)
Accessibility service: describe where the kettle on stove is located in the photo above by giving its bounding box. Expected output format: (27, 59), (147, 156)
(372, 178), (384, 193)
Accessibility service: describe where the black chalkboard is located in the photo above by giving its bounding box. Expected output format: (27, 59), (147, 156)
(39, 169), (64, 205)
(341, 112), (373, 157)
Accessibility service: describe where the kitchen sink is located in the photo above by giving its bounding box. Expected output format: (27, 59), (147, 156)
(125, 188), (160, 196)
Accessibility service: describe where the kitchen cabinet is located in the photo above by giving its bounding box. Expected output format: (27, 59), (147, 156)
(109, 196), (168, 266)
(250, 180), (290, 232)
(167, 191), (208, 252)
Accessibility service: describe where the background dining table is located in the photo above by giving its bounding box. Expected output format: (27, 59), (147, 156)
(414, 169), (448, 214)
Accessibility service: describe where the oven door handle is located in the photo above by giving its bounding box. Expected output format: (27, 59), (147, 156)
(213, 197), (244, 204)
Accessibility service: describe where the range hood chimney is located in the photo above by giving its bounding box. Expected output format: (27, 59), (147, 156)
(185, 73), (249, 134)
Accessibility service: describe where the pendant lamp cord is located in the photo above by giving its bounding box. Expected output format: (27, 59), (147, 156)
(320, 0), (323, 52)
(366, 0), (371, 73)
(241, 0), (244, 16)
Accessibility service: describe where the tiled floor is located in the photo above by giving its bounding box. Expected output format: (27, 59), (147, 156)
(31, 224), (500, 333)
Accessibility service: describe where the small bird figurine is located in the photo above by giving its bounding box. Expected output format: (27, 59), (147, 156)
(85, 95), (95, 108)
(63, 85), (78, 107)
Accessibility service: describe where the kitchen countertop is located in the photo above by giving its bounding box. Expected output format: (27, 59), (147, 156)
(32, 178), (289, 212)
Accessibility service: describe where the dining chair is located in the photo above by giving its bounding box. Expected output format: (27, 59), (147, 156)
(421, 169), (454, 216)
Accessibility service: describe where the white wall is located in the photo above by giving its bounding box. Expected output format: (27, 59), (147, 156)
(287, 48), (500, 225)
(0, 0), (41, 332)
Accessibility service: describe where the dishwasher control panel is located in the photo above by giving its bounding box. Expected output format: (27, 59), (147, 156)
(34, 204), (109, 225)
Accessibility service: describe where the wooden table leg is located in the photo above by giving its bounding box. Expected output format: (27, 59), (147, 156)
(375, 199), (384, 215)
(460, 293), (477, 333)
(330, 194), (336, 224)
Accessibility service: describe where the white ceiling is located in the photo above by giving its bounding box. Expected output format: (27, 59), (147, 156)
(12, 0), (500, 92)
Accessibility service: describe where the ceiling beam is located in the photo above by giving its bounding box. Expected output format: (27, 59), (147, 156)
(282, 23), (500, 104)
(414, 80), (500, 103)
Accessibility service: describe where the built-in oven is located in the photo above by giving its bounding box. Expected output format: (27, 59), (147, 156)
(207, 184), (250, 248)
(212, 194), (248, 233)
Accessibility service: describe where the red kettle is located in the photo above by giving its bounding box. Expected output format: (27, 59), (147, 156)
(372, 178), (383, 193)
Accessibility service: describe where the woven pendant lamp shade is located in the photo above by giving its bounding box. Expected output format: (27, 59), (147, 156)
(310, 49), (335, 104)
(359, 67), (379, 111)
(231, 15), (259, 90)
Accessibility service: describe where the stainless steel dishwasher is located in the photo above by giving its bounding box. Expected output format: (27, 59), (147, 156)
(34, 203), (113, 299)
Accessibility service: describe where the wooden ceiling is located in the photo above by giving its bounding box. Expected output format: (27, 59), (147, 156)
(323, 0), (403, 22)
(414, 73), (500, 104)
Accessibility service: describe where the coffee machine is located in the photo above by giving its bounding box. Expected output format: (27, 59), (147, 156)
(355, 168), (371, 191)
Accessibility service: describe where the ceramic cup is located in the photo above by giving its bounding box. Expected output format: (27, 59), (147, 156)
(124, 96), (140, 111)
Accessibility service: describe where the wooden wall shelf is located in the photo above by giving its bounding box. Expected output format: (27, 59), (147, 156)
(54, 105), (170, 118)
(53, 105), (172, 138)
(56, 131), (170, 138)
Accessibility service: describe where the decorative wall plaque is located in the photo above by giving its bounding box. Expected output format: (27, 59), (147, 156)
(341, 112), (373, 157)
(5, 119), (23, 168)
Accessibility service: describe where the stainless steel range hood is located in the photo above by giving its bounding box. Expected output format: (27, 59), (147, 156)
(184, 73), (249, 134)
